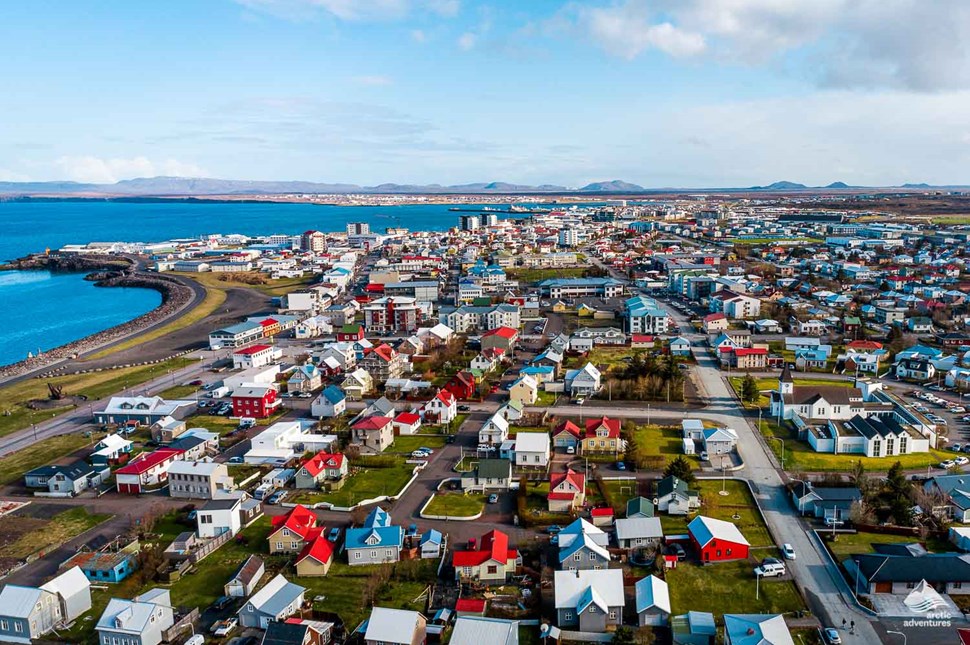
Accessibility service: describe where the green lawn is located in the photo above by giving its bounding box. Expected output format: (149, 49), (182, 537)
(0, 431), (97, 485)
(505, 267), (588, 283)
(157, 384), (199, 400)
(586, 347), (637, 370)
(729, 376), (854, 410)
(665, 559), (805, 616)
(628, 424), (683, 458)
(598, 478), (642, 513)
(759, 420), (954, 472)
(822, 530), (953, 560)
(535, 390), (558, 406)
(290, 459), (416, 507)
(0, 507), (111, 559)
(511, 425), (548, 434)
(0, 356), (195, 437)
(423, 492), (485, 517)
(659, 480), (774, 548)
(389, 434), (446, 455)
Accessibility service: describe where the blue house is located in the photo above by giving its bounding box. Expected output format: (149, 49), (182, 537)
(345, 507), (403, 566)
(62, 549), (138, 584)
(669, 337), (692, 357)
(420, 529), (443, 559)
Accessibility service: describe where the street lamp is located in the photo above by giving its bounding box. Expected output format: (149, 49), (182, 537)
(767, 435), (785, 469)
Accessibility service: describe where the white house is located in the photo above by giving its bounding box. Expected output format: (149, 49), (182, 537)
(564, 362), (601, 398)
(232, 344), (278, 369)
(423, 389), (458, 424)
(310, 385), (347, 418)
(479, 414), (509, 445)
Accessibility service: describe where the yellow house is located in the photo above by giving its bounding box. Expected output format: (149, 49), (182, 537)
(552, 301), (570, 313)
(509, 375), (538, 406)
(577, 304), (597, 317)
(295, 536), (334, 577)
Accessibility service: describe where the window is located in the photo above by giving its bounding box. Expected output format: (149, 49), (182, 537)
(574, 553), (581, 561)
(0, 620), (7, 630)
(589, 553), (595, 560)
(276, 542), (283, 550)
(609, 610), (617, 619)
(386, 549), (393, 557)
(291, 541), (299, 549)
(564, 612), (573, 621)
(487, 565), (498, 574)
(354, 552), (362, 560)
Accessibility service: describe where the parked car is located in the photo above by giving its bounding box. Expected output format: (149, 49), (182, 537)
(952, 443), (963, 452)
(328, 527), (341, 542)
(212, 596), (233, 611)
(824, 517), (845, 528)
(781, 543), (796, 560)
(418, 447), (435, 454)
(546, 525), (563, 534)
(955, 456), (969, 466)
(457, 405), (471, 411)
(615, 462), (626, 471)
(668, 543), (686, 561)
(566, 446), (576, 454)
(823, 627), (842, 644)
(940, 460), (957, 469)
(266, 490), (287, 505)
(228, 456), (244, 464)
(488, 494), (499, 504)
(411, 450), (430, 459)
(754, 562), (786, 578)
(212, 618), (238, 637)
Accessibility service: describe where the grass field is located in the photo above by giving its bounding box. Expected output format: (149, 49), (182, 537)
(505, 267), (588, 283)
(659, 480), (775, 547)
(822, 530), (952, 560)
(598, 478), (642, 512)
(157, 384), (199, 400)
(290, 459), (416, 507)
(665, 558), (805, 616)
(729, 376), (854, 409)
(0, 432), (97, 485)
(389, 434), (446, 455)
(423, 492), (485, 517)
(758, 419), (953, 472)
(173, 270), (315, 297)
(0, 356), (195, 438)
(535, 390), (558, 406)
(87, 282), (227, 359)
(0, 507), (110, 559)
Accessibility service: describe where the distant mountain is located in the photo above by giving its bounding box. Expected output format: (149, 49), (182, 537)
(825, 181), (850, 189)
(901, 183), (932, 188)
(750, 180), (808, 190)
(580, 180), (645, 192)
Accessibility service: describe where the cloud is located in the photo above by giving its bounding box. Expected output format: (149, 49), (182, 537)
(235, 0), (457, 21)
(354, 75), (393, 86)
(457, 31), (477, 50)
(0, 169), (30, 182)
(558, 0), (970, 91)
(54, 156), (206, 184)
(410, 29), (427, 43)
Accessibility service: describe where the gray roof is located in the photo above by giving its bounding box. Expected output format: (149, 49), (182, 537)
(449, 616), (519, 645)
(246, 574), (305, 616)
(615, 517), (663, 542)
(476, 458), (511, 480)
(0, 585), (47, 618)
(363, 607), (424, 644)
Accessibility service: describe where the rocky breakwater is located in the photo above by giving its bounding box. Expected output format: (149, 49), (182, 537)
(0, 254), (197, 380)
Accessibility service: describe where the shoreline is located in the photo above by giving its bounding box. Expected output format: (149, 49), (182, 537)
(0, 254), (197, 380)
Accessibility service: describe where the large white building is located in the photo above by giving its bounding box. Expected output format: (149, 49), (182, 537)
(440, 304), (520, 333)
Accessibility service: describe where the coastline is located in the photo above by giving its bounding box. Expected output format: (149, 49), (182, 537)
(0, 254), (197, 380)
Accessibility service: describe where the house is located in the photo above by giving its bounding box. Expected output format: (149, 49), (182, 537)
(310, 385), (347, 418)
(481, 326), (519, 353)
(551, 420), (582, 450)
(393, 412), (422, 436)
(225, 555), (265, 598)
(295, 452), (348, 489)
(423, 389), (457, 424)
(895, 358), (936, 382)
(590, 507), (614, 527)
(96, 589), (175, 645)
(238, 574), (306, 629)
(449, 616), (519, 645)
(115, 448), (184, 494)
(703, 313), (729, 333)
(336, 324), (365, 342)
(581, 417), (622, 455)
(89, 433), (133, 466)
(789, 481), (862, 520)
(514, 432), (550, 469)
(635, 575), (671, 627)
(288, 364), (323, 394)
(688, 515), (750, 562)
(548, 469), (586, 512)
(62, 544), (139, 584)
(671, 611), (716, 645)
(453, 530), (519, 583)
(724, 614), (794, 645)
(669, 337), (692, 357)
(420, 529), (443, 559)
(626, 497), (655, 519)
(360, 344), (408, 382)
(558, 519), (611, 571)
(721, 347), (768, 370)
(615, 517), (663, 550)
(150, 416), (186, 443)
(262, 619), (333, 645)
(244, 419), (337, 465)
(923, 475), (970, 523)
(269, 505), (321, 555)
(461, 458), (513, 492)
(168, 460), (234, 500)
(345, 507), (404, 566)
(564, 363), (601, 398)
(553, 569), (625, 632)
(471, 349), (504, 373)
(630, 334), (656, 349)
(0, 568), (91, 644)
(197, 496), (245, 538)
(233, 344), (277, 369)
(702, 426), (738, 457)
(908, 316), (935, 333)
(444, 371), (477, 401)
(508, 375), (538, 406)
(94, 396), (196, 426)
(479, 414), (509, 445)
(352, 415), (395, 453)
(295, 535), (336, 577)
(342, 368), (375, 400)
(843, 552), (970, 595)
(362, 607), (427, 645)
(231, 384), (281, 419)
(25, 460), (109, 496)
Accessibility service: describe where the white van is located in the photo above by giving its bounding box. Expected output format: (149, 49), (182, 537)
(209, 386), (230, 398)
(754, 562), (786, 578)
(185, 635), (205, 645)
(238, 417), (256, 429)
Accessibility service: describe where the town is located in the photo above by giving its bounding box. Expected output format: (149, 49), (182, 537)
(7, 193), (970, 645)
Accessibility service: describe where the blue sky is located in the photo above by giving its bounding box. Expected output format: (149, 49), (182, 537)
(1, 0), (969, 187)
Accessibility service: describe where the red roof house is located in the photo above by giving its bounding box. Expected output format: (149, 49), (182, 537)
(393, 412), (422, 436)
(269, 505), (323, 554)
(115, 448), (184, 494)
(453, 530), (519, 583)
(444, 371), (477, 401)
(551, 420), (582, 449)
(548, 468), (587, 512)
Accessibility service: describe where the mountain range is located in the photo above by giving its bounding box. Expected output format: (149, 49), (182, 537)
(0, 176), (963, 197)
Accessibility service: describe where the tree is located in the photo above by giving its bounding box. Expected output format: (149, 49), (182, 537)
(663, 455), (695, 486)
(850, 460), (870, 497)
(740, 373), (760, 403)
(612, 626), (636, 645)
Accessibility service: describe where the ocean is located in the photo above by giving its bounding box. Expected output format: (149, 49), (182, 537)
(0, 199), (521, 367)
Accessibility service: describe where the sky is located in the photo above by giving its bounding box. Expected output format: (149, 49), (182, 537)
(1, 0), (970, 188)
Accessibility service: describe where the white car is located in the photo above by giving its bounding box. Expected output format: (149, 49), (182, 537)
(940, 460), (957, 469)
(956, 457), (969, 466)
(781, 543), (796, 560)
(410, 450), (430, 459)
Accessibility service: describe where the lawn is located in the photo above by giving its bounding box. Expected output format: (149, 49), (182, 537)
(0, 432), (97, 485)
(87, 283), (227, 359)
(173, 270), (316, 298)
(0, 507), (110, 559)
(511, 425), (549, 434)
(505, 267), (588, 283)
(665, 559), (805, 616)
(628, 425), (683, 458)
(535, 390), (558, 406)
(586, 347), (637, 370)
(0, 356), (195, 437)
(597, 478), (642, 512)
(389, 434), (447, 455)
(290, 459), (416, 508)
(157, 384), (200, 400)
(423, 492), (485, 518)
(822, 530), (953, 560)
(659, 480), (774, 548)
(730, 376), (854, 410)
(759, 419), (954, 472)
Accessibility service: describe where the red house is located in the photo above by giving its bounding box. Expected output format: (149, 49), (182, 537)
(688, 515), (750, 562)
(115, 448), (184, 494)
(231, 385), (281, 418)
(337, 324), (365, 342)
(444, 371), (477, 401)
